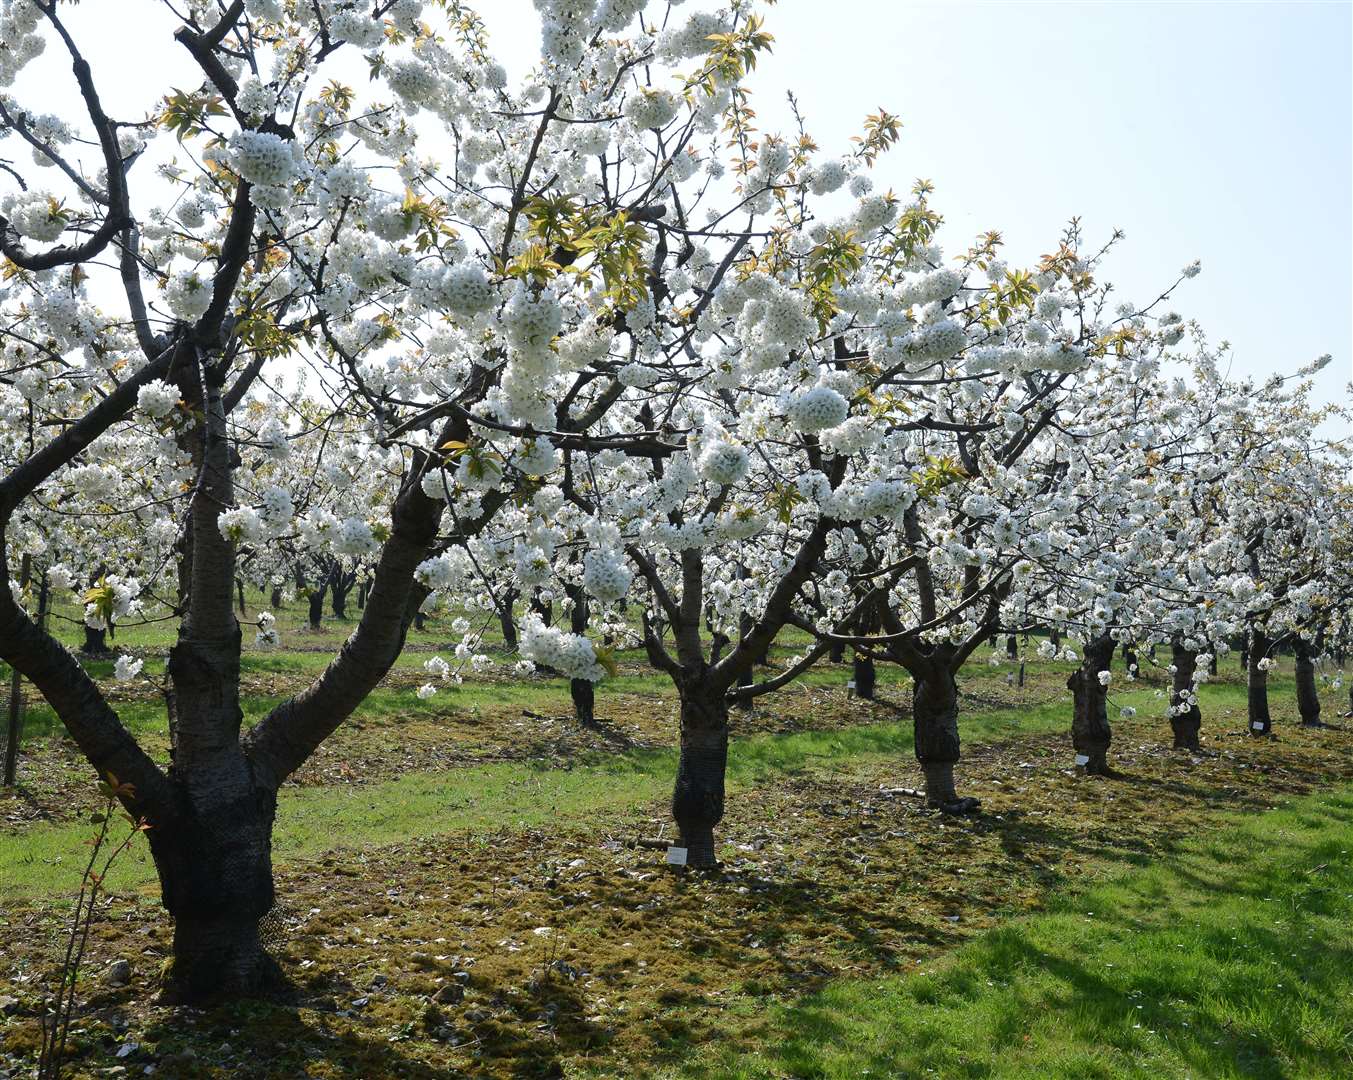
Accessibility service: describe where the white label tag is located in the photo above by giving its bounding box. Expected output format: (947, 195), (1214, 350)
(1074, 754), (1090, 766)
(1251, 721), (1265, 731)
(665, 846), (688, 866)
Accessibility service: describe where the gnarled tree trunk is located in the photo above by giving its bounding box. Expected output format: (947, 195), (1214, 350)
(307, 583), (326, 630)
(1070, 635), (1115, 774)
(852, 652), (876, 700)
(672, 678), (728, 867)
(1247, 627), (1272, 736)
(567, 583), (595, 725)
(1169, 641), (1201, 750)
(154, 377), (280, 1002)
(912, 665), (966, 809)
(1294, 637), (1320, 727)
(81, 624), (110, 656)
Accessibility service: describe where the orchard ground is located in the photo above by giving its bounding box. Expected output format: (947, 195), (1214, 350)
(1, 600), (1350, 1078)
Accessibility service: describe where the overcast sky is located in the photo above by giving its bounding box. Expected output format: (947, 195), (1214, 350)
(9, 0), (1350, 428)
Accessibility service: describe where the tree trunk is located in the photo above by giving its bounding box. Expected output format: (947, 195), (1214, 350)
(498, 589), (518, 650)
(307, 586), (325, 631)
(269, 584), (283, 609)
(913, 666), (972, 810)
(236, 577), (247, 616)
(567, 582), (594, 724)
(1169, 642), (1202, 750)
(1294, 637), (1320, 727)
(1005, 635), (1018, 661)
(82, 624), (110, 655)
(1247, 628), (1272, 736)
(570, 679), (595, 725)
(356, 578), (368, 611)
(148, 782), (279, 1003)
(329, 570), (352, 620)
(1070, 635), (1115, 774)
(852, 653), (876, 700)
(671, 682), (728, 867)
(1123, 645), (1138, 678)
(3, 555), (33, 787)
(157, 377), (280, 1003)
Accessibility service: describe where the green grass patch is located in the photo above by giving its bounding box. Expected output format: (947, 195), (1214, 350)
(654, 782), (1353, 1080)
(0, 681), (1259, 900)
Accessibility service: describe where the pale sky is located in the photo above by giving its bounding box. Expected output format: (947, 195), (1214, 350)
(8, 0), (1350, 427)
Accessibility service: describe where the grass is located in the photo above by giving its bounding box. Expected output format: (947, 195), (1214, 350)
(0, 679), (1263, 899)
(653, 782), (1353, 1080)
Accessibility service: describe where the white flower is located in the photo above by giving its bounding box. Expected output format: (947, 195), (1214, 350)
(425, 655), (451, 680)
(165, 270), (214, 321)
(517, 613), (605, 682)
(1097, 670), (1111, 687)
(136, 379), (179, 419)
(228, 130), (300, 187)
(697, 440), (750, 486)
(1119, 706), (1137, 718)
(416, 683), (438, 700)
(218, 506), (265, 544)
(809, 160), (848, 196)
(624, 88), (679, 130)
(785, 385), (849, 433)
(114, 655), (144, 681)
(333, 517), (377, 556)
(582, 549), (632, 602)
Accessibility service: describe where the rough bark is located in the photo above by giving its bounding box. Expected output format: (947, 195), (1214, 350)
(497, 589), (519, 650)
(1169, 642), (1202, 750)
(1123, 645), (1138, 678)
(307, 586), (325, 631)
(1247, 628), (1272, 736)
(567, 582), (595, 724)
(852, 653), (876, 700)
(672, 681), (728, 867)
(328, 565), (354, 620)
(150, 784), (279, 1003)
(156, 378), (277, 1002)
(913, 667), (969, 809)
(1069, 635), (1115, 775)
(1294, 637), (1321, 727)
(82, 624), (110, 656)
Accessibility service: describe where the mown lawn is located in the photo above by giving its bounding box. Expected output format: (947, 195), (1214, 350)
(0, 679), (1264, 898)
(654, 782), (1353, 1080)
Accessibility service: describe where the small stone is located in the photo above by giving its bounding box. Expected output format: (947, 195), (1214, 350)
(104, 960), (132, 986)
(433, 983), (464, 1005)
(0, 995), (21, 1016)
(369, 973), (387, 989)
(115, 1041), (139, 1059)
